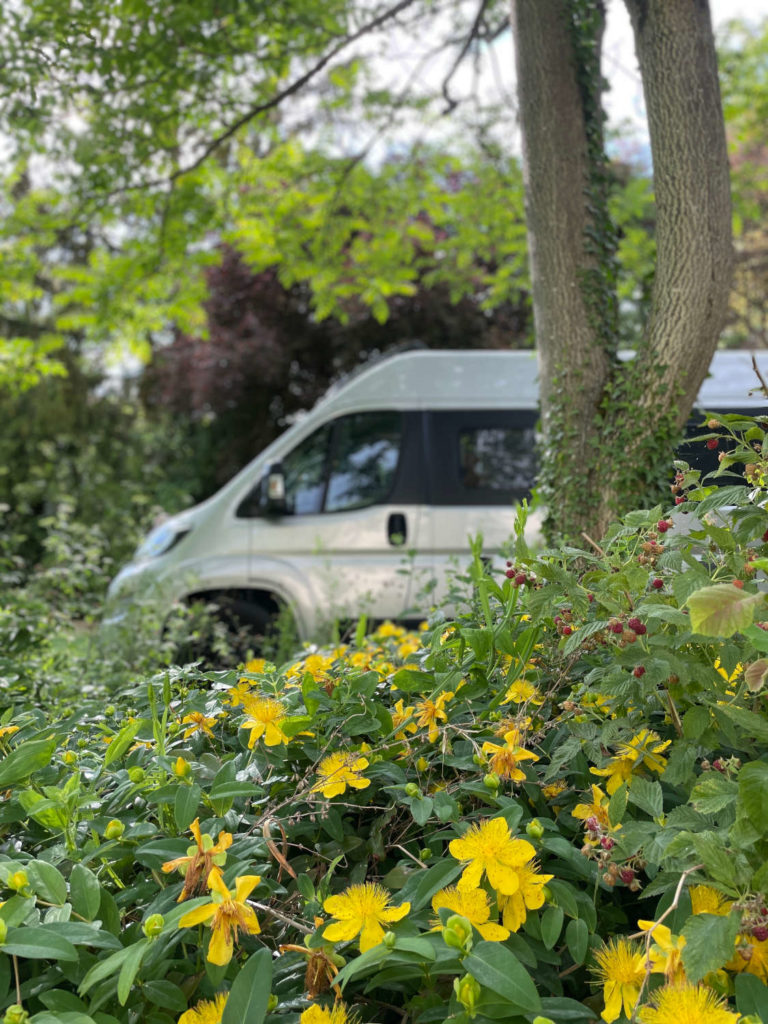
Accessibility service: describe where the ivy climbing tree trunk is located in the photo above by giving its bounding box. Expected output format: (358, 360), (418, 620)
(511, 0), (733, 542)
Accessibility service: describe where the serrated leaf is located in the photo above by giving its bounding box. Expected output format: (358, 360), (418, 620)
(681, 911), (740, 981)
(627, 777), (663, 820)
(685, 584), (764, 637)
(562, 620), (609, 655)
(739, 761), (768, 829)
(690, 773), (738, 816)
(608, 784), (627, 827)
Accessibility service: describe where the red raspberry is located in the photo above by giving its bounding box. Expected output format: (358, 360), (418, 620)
(505, 569), (515, 578)
(753, 925), (768, 942)
(633, 666), (646, 678)
(619, 868), (635, 885)
(600, 836), (615, 850)
(627, 618), (646, 635)
(675, 495), (686, 505)
(706, 438), (719, 450)
(652, 578), (664, 590)
(609, 621), (624, 635)
(713, 759), (725, 772)
(733, 580), (744, 590)
(762, 529), (768, 543)
(561, 625), (573, 636)
(657, 520), (670, 533)
(586, 816), (600, 832)
(514, 573), (527, 587)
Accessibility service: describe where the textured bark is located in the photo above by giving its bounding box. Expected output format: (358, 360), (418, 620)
(624, 0), (734, 420)
(511, 0), (733, 540)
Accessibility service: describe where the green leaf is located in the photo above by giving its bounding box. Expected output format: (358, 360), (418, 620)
(103, 719), (143, 768)
(117, 940), (149, 1006)
(79, 946), (132, 996)
(174, 783), (201, 831)
(690, 773), (738, 816)
(69, 864), (101, 922)
(333, 943), (391, 990)
(539, 995), (596, 1020)
(405, 859), (463, 911)
(627, 778), (663, 820)
(540, 905), (563, 950)
(691, 832), (739, 890)
(739, 761), (768, 829)
(27, 861), (67, 906)
(608, 784), (627, 827)
(409, 796), (433, 826)
(391, 668), (435, 693)
(565, 918), (589, 965)
(221, 947), (272, 1024)
(465, 940), (541, 1013)
(715, 703), (768, 744)
(0, 736), (57, 787)
(735, 972), (768, 1019)
(3, 925), (79, 961)
(680, 911), (740, 982)
(142, 980), (188, 1013)
(685, 584), (764, 637)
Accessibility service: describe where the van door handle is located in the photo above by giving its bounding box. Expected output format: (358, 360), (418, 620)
(387, 512), (407, 546)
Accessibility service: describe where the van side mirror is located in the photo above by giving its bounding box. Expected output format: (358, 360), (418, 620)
(264, 463), (287, 516)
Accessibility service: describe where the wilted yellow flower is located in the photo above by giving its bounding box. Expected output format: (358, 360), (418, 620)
(542, 780), (567, 800)
(240, 694), (289, 747)
(311, 752), (370, 798)
(391, 699), (417, 741)
(726, 934), (768, 982)
(592, 938), (647, 1023)
(415, 692), (453, 743)
(323, 883), (409, 952)
(449, 817), (536, 896)
(178, 867), (260, 965)
(637, 982), (738, 1023)
(431, 886), (509, 941)
(591, 729), (670, 794)
(638, 920), (686, 983)
(161, 818), (233, 901)
(497, 862), (553, 932)
(178, 992), (228, 1024)
(180, 712), (219, 740)
(481, 731), (539, 782)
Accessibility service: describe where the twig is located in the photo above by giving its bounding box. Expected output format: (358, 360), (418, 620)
(752, 354), (768, 400)
(393, 844), (427, 869)
(581, 532), (606, 557)
(629, 863), (703, 1021)
(12, 954), (21, 1007)
(249, 901), (313, 935)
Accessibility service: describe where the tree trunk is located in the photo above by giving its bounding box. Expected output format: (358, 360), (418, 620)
(511, 0), (733, 542)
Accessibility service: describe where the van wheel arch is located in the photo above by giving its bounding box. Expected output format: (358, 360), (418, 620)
(179, 588), (297, 662)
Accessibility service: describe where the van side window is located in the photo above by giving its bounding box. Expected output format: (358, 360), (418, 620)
(325, 412), (402, 512)
(459, 427), (538, 494)
(283, 424), (332, 514)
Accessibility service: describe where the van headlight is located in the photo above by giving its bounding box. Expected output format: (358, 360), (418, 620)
(135, 521), (190, 561)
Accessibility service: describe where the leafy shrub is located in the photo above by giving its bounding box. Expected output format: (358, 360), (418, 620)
(2, 412), (768, 1023)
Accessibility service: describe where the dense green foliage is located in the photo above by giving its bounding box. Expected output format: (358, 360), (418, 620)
(2, 412), (768, 1023)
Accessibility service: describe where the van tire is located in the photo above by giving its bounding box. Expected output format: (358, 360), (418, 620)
(174, 591), (293, 666)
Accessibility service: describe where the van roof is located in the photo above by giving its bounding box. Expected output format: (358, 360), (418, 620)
(321, 348), (768, 414)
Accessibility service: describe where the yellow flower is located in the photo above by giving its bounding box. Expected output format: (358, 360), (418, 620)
(323, 883), (410, 952)
(178, 992), (228, 1024)
(242, 657), (266, 676)
(162, 818), (233, 901)
(726, 934), (768, 982)
(311, 752), (370, 798)
(637, 982), (738, 1023)
(689, 885), (732, 916)
(300, 1002), (352, 1024)
(178, 867), (261, 966)
(502, 679), (543, 705)
(397, 636), (421, 658)
(431, 886), (510, 942)
(481, 731), (539, 782)
(240, 694), (290, 747)
(304, 653), (334, 683)
(0, 726), (19, 742)
(391, 699), (417, 741)
(493, 714), (530, 739)
(448, 818), (536, 895)
(225, 681), (252, 707)
(714, 658), (742, 685)
(415, 692), (453, 743)
(638, 920), (686, 983)
(180, 712), (219, 740)
(572, 784), (615, 832)
(542, 780), (567, 800)
(592, 938), (647, 1023)
(591, 729), (670, 794)
(497, 862), (553, 932)
(376, 621), (405, 639)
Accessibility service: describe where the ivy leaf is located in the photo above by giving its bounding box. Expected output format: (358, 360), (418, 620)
(685, 584), (764, 637)
(681, 911), (740, 982)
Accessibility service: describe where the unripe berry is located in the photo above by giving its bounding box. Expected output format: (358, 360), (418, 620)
(600, 836), (615, 850)
(707, 418), (720, 429)
(483, 772), (500, 790)
(733, 579), (745, 590)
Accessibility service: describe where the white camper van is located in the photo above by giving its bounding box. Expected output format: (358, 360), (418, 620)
(105, 348), (767, 643)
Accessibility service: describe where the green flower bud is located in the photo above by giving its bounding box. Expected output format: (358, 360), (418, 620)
(77, 738), (88, 749)
(703, 969), (731, 997)
(443, 914), (473, 953)
(267, 995), (278, 1013)
(168, 721), (180, 736)
(142, 913), (165, 939)
(104, 819), (125, 840)
(404, 782), (421, 798)
(62, 750), (77, 766)
(3, 1005), (30, 1024)
(127, 766), (145, 784)
(453, 974), (481, 1017)
(173, 756), (191, 778)
(382, 930), (396, 949)
(483, 772), (500, 790)
(526, 818), (544, 840)
(420, 848), (433, 861)
(532, 1017), (556, 1024)
(472, 753), (484, 766)
(541, 885), (553, 903)
(0, 919), (7, 944)
(105, 705), (116, 716)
